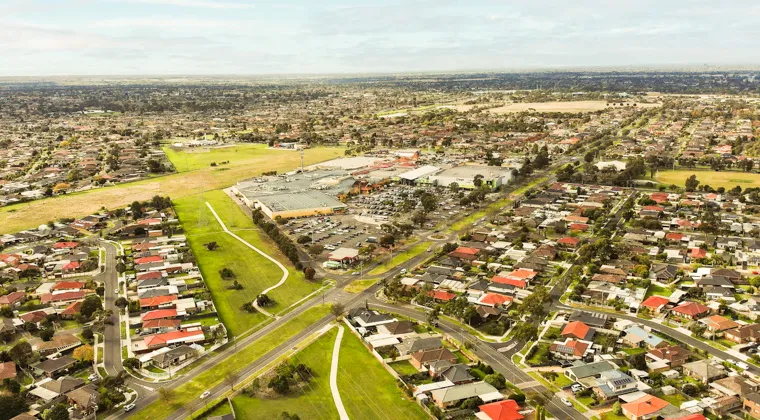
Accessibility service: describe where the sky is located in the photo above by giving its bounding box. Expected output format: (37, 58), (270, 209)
(2, 0), (760, 76)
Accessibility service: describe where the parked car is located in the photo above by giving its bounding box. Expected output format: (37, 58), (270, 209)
(571, 384), (583, 393)
(561, 398), (572, 407)
(124, 404), (136, 412)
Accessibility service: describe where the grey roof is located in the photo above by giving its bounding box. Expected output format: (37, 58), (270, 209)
(256, 190), (347, 213)
(139, 288), (173, 298)
(34, 356), (76, 373)
(566, 361), (617, 379)
(348, 308), (393, 325)
(441, 364), (474, 383)
(431, 381), (498, 404)
(568, 311), (609, 328)
(683, 360), (726, 379)
(39, 375), (84, 394)
(395, 335), (442, 356)
(152, 345), (197, 364)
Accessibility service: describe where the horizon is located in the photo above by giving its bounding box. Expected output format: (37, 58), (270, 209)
(4, 0), (760, 77)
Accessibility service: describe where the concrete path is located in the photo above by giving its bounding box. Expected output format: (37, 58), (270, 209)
(206, 202), (288, 318)
(329, 325), (350, 420)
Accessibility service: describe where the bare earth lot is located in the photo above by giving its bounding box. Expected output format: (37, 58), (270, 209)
(0, 145), (344, 234)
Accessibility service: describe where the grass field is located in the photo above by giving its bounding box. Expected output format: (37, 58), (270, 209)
(163, 143), (286, 172)
(655, 169), (760, 191)
(135, 305), (330, 420)
(344, 279), (376, 294)
(337, 331), (429, 420)
(367, 241), (432, 275)
(174, 190), (320, 337)
(486, 101), (660, 114)
(0, 145), (343, 234)
(231, 328), (339, 419)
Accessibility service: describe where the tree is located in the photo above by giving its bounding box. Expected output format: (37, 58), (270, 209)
(9, 342), (32, 366)
(2, 378), (20, 394)
(484, 373), (506, 389)
(612, 401), (622, 415)
(115, 261), (126, 273)
(114, 297), (128, 310)
(0, 395), (27, 418)
(629, 352), (647, 370)
(411, 211), (428, 227)
(80, 295), (103, 319)
(130, 201), (143, 220)
(158, 387), (176, 404)
(219, 267), (235, 280)
(473, 174), (484, 188)
(304, 267), (316, 281)
(512, 323), (538, 342)
(225, 371), (238, 391)
(39, 328), (54, 341)
(205, 241), (219, 251)
(685, 174), (700, 192)
(296, 235), (312, 244)
(256, 294), (274, 307)
(281, 413), (301, 420)
(45, 404), (70, 420)
(73, 345), (94, 362)
(308, 244), (324, 255)
(330, 303), (345, 319)
(123, 358), (140, 370)
(81, 328), (94, 341)
(427, 306), (440, 326)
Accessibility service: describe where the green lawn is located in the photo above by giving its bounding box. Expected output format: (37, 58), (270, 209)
(601, 411), (628, 420)
(388, 361), (420, 376)
(368, 241), (432, 275)
(231, 328), (339, 420)
(134, 305), (330, 420)
(526, 342), (551, 366)
(656, 392), (688, 407)
(646, 284), (671, 298)
(344, 279), (376, 294)
(655, 169), (760, 191)
(621, 347), (647, 356)
(202, 400), (233, 419)
(174, 190), (320, 337)
(337, 331), (429, 420)
(163, 144), (280, 173)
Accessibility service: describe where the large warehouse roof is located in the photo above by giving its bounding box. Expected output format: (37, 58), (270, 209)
(399, 165), (440, 181)
(257, 190), (347, 213)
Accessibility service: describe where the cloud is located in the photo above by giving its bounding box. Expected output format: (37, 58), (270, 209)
(118, 0), (255, 9)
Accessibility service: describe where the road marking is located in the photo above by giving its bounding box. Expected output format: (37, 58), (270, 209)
(514, 380), (541, 388)
(498, 342), (517, 352)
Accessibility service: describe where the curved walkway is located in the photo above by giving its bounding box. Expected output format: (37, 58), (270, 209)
(205, 202), (288, 318)
(329, 325), (350, 420)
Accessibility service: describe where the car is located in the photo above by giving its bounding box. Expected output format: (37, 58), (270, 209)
(124, 403), (136, 412)
(400, 268), (407, 274)
(727, 358), (737, 365)
(427, 247), (432, 252)
(560, 398), (572, 407)
(571, 384), (583, 393)
(737, 362), (750, 370)
(88, 374), (98, 381)
(200, 391), (211, 399)
(114, 288), (119, 294)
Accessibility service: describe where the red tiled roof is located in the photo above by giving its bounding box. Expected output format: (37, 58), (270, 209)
(665, 232), (685, 241)
(503, 268), (537, 280)
(52, 281), (86, 291)
(622, 395), (670, 417)
(61, 301), (83, 316)
(62, 261), (80, 271)
(143, 328), (204, 348)
(478, 400), (524, 420)
(0, 361), (16, 381)
(41, 290), (88, 304)
(53, 242), (78, 249)
(558, 237), (580, 245)
(142, 319), (180, 329)
(452, 247), (480, 255)
(490, 277), (526, 288)
(690, 248), (707, 259)
(141, 308), (178, 321)
(478, 293), (513, 306)
(551, 339), (590, 357)
(20, 310), (48, 323)
(562, 321), (590, 339)
(641, 296), (670, 310)
(428, 290), (456, 301)
(137, 271), (164, 281)
(664, 414), (707, 420)
(0, 291), (25, 306)
(134, 255), (163, 264)
(139, 294), (177, 308)
(672, 301), (710, 316)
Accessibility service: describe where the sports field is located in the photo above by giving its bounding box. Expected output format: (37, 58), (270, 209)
(0, 145), (343, 234)
(174, 190), (320, 337)
(162, 143), (285, 172)
(655, 170), (760, 190)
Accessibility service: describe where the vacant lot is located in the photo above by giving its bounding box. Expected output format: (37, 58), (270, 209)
(487, 101), (659, 114)
(163, 143), (284, 172)
(0, 146), (343, 234)
(338, 331), (428, 419)
(174, 190), (320, 337)
(655, 169), (760, 190)
(231, 328), (338, 419)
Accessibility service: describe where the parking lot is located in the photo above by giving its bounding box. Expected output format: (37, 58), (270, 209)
(284, 214), (384, 255)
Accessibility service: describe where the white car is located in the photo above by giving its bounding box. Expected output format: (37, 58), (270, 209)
(727, 358), (737, 365)
(560, 398), (573, 407)
(737, 362), (750, 370)
(571, 384), (583, 393)
(124, 403), (136, 412)
(200, 391), (211, 399)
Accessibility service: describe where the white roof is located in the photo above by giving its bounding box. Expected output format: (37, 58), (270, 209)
(413, 380), (455, 396)
(399, 165), (440, 181)
(366, 336), (401, 348)
(328, 247), (359, 261)
(30, 386), (60, 401)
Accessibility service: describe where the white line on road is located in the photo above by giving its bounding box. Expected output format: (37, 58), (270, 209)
(330, 326), (350, 420)
(206, 202), (289, 317)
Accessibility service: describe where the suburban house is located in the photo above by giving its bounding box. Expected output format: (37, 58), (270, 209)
(430, 381), (502, 408)
(621, 394), (671, 420)
(647, 345), (690, 368)
(671, 301), (711, 320)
